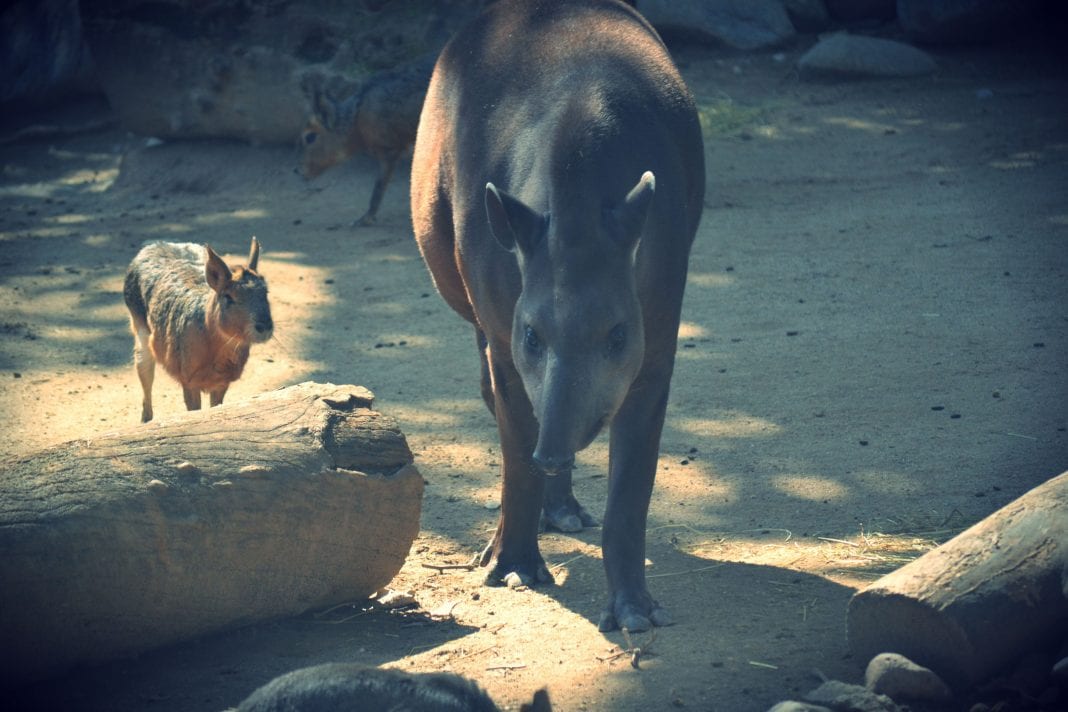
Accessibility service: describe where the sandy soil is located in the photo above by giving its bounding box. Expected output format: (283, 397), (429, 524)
(2, 36), (1066, 712)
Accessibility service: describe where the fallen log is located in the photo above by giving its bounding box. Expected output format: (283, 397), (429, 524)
(847, 470), (1068, 690)
(0, 382), (423, 687)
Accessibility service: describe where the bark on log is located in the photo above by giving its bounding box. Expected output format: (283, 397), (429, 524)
(0, 382), (423, 687)
(847, 470), (1068, 690)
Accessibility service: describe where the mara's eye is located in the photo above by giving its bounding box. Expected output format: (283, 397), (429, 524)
(303, 132), (317, 146)
(523, 326), (542, 356)
(607, 323), (626, 354)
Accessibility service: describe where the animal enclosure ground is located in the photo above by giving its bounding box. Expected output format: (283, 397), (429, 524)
(2, 38), (1066, 712)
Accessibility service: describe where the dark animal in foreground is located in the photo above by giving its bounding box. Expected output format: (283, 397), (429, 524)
(411, 0), (705, 632)
(299, 54), (435, 226)
(123, 238), (273, 423)
(236, 663), (551, 712)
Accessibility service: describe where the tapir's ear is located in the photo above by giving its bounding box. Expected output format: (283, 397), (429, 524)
(486, 182), (547, 254)
(606, 171), (655, 251)
(204, 245), (232, 293)
(247, 236), (261, 272)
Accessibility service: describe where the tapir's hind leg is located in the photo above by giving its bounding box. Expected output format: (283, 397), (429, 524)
(477, 326), (596, 534)
(541, 470), (599, 533)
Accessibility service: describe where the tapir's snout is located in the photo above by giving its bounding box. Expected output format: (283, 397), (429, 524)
(532, 449), (574, 476)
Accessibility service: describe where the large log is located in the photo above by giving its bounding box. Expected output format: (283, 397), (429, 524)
(847, 470), (1068, 690)
(0, 382), (423, 687)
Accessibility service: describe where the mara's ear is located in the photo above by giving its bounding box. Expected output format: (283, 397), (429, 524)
(247, 236), (261, 272)
(485, 183), (547, 255)
(204, 245), (232, 293)
(605, 170), (655, 251)
(313, 90), (339, 130)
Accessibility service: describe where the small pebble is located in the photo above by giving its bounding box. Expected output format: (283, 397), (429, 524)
(767, 703), (832, 712)
(805, 680), (905, 712)
(1051, 655), (1068, 682)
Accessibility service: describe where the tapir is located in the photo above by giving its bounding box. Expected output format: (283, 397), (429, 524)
(411, 0), (705, 631)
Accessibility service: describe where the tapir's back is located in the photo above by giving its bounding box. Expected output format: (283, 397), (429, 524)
(412, 0), (704, 324)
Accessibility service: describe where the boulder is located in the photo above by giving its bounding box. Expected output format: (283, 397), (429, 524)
(0, 0), (97, 105)
(864, 653), (952, 702)
(897, 0), (1046, 45)
(80, 0), (481, 145)
(798, 33), (937, 80)
(824, 0), (896, 23)
(783, 0), (831, 33)
(636, 0), (796, 50)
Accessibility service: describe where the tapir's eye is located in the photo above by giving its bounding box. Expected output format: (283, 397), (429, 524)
(523, 326), (542, 356)
(607, 323), (626, 355)
(303, 132), (317, 145)
(223, 293), (236, 306)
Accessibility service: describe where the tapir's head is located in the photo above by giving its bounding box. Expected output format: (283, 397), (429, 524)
(485, 172), (655, 473)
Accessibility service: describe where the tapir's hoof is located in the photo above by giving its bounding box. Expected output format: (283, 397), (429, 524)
(597, 594), (672, 632)
(483, 558), (554, 589)
(352, 213), (377, 227)
(541, 501), (599, 533)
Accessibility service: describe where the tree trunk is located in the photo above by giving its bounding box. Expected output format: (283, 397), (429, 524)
(847, 470), (1068, 690)
(0, 382), (423, 686)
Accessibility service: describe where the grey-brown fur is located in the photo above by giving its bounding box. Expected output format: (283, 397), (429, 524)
(299, 53), (435, 226)
(236, 663), (552, 712)
(123, 238), (272, 422)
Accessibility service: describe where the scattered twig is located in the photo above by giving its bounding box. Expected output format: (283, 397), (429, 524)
(457, 643), (497, 660)
(748, 660), (778, 670)
(817, 536), (860, 547)
(320, 609), (371, 624)
(596, 627), (658, 669)
(647, 563), (726, 579)
(486, 663), (526, 671)
(550, 553), (587, 572)
(421, 562), (477, 573)
(313, 600), (363, 618)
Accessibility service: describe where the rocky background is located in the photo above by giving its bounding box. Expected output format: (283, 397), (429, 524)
(3, 0), (1065, 142)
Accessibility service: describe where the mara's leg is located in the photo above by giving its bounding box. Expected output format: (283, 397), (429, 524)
(134, 325), (156, 423)
(209, 387), (228, 407)
(183, 387), (202, 411)
(354, 153), (399, 227)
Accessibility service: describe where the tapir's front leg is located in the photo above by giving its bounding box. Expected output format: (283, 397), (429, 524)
(479, 346), (554, 587)
(599, 368), (674, 632)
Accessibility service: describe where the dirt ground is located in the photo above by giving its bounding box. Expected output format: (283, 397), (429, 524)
(2, 34), (1067, 712)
